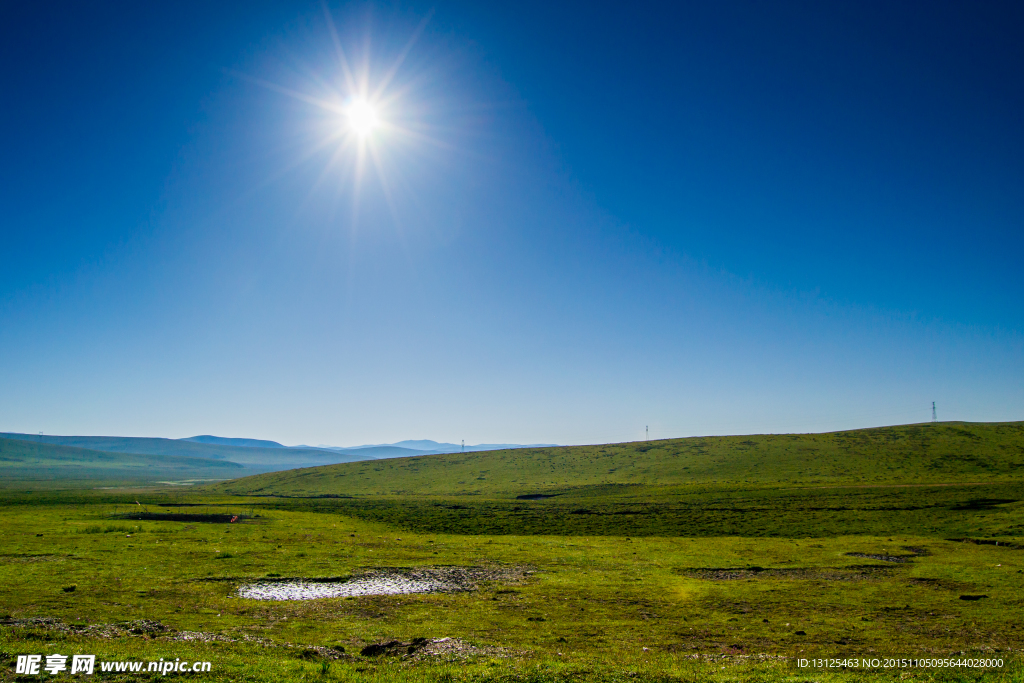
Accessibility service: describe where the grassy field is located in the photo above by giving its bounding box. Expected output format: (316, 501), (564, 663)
(0, 434), (373, 485)
(213, 422), (1024, 496)
(0, 437), (244, 487)
(1, 422), (1022, 682)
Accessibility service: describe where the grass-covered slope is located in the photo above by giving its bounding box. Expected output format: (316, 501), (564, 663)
(182, 435), (287, 448)
(213, 421), (1024, 497)
(0, 433), (368, 469)
(0, 437), (244, 486)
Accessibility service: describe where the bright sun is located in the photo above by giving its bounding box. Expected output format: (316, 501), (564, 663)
(249, 9), (437, 195)
(346, 99), (379, 137)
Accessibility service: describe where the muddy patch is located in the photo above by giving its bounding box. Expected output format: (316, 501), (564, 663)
(0, 618), (168, 639)
(238, 565), (531, 601)
(0, 617), (506, 661)
(358, 637), (515, 660)
(950, 498), (1017, 511)
(114, 513), (253, 523)
(680, 566), (896, 581)
(844, 552), (910, 563)
(172, 631), (238, 643)
(0, 553), (63, 564)
(845, 546), (929, 563)
(4, 618), (297, 649)
(297, 646), (350, 661)
(908, 577), (973, 591)
(947, 537), (1024, 550)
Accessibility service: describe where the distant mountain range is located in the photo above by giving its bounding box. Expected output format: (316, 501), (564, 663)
(298, 439), (559, 456)
(153, 434), (557, 457)
(0, 432), (557, 487)
(183, 435), (287, 449)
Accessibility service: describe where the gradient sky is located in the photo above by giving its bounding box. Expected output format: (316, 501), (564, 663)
(2, 1), (1022, 446)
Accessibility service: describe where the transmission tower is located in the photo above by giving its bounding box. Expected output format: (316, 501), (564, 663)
(645, 425), (648, 441)
(932, 402), (936, 421)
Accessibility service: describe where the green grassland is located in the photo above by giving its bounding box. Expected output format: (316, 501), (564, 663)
(246, 481), (1024, 538)
(214, 422), (1024, 497)
(0, 433), (371, 477)
(0, 437), (244, 487)
(1, 422), (1022, 682)
(0, 433), (384, 489)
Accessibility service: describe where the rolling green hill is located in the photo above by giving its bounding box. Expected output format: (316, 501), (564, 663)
(0, 437), (245, 486)
(212, 421), (1024, 497)
(0, 433), (367, 469)
(182, 435), (287, 448)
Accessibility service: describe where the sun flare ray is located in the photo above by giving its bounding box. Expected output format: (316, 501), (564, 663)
(231, 8), (455, 247)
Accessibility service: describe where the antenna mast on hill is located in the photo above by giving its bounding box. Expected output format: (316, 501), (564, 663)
(932, 402), (937, 421)
(645, 425), (648, 441)
(461, 439), (464, 453)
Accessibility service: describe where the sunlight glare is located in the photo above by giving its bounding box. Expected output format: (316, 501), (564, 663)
(347, 99), (379, 137)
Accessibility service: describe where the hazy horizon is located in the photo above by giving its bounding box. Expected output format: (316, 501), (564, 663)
(2, 417), (1008, 451)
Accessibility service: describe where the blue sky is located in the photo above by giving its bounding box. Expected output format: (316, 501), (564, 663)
(1, 1), (1021, 446)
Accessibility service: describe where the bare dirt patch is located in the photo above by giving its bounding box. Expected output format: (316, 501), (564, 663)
(844, 552), (910, 563)
(947, 537), (1024, 550)
(0, 553), (63, 564)
(358, 636), (516, 660)
(679, 566), (897, 581)
(172, 630), (238, 643)
(908, 577), (974, 591)
(0, 618), (168, 639)
(844, 546), (930, 563)
(114, 512), (253, 523)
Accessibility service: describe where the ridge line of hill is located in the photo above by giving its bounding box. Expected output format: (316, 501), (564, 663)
(210, 421), (1024, 498)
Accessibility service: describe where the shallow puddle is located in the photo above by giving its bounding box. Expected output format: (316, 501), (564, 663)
(237, 565), (531, 601)
(238, 576), (446, 600)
